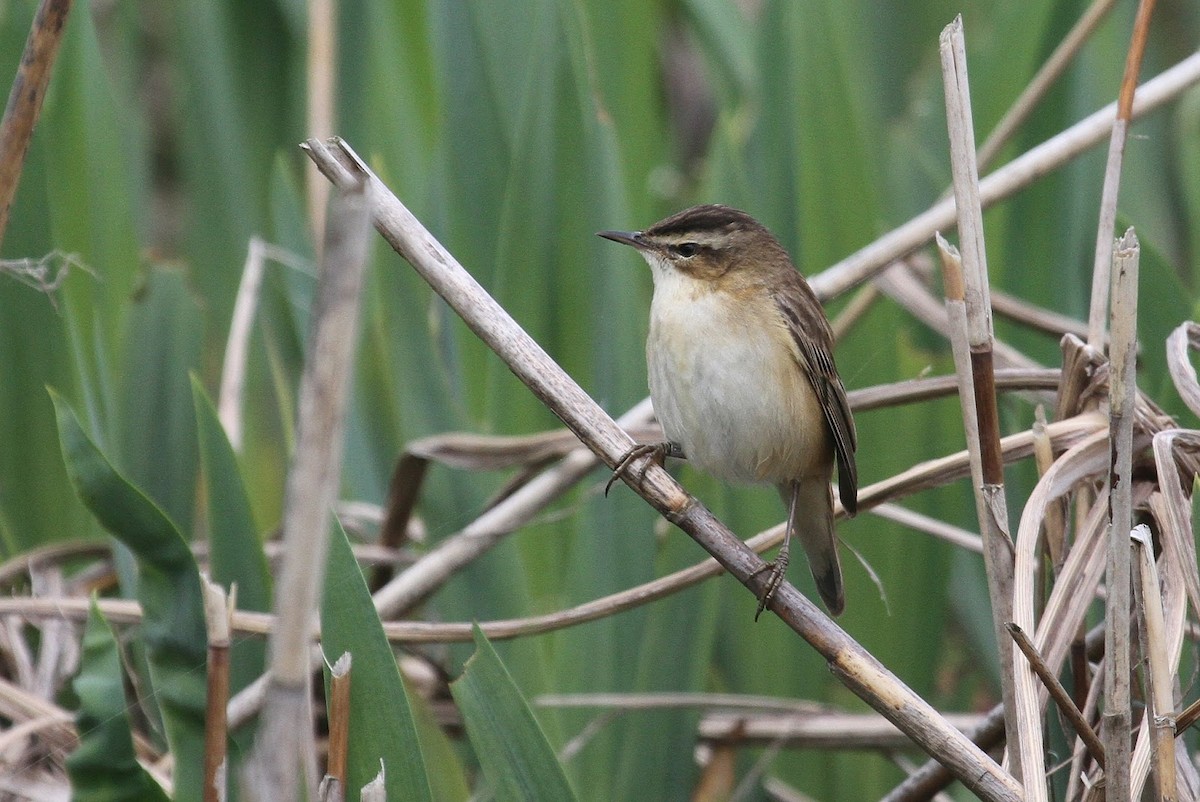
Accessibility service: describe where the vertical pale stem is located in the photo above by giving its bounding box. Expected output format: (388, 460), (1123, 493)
(307, 0), (336, 249)
(243, 184), (370, 801)
(938, 19), (1026, 790)
(1104, 228), (1139, 798)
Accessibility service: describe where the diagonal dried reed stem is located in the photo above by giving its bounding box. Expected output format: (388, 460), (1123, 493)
(1007, 622), (1105, 768)
(301, 136), (1023, 802)
(975, 0), (1116, 171)
(0, 0), (72, 251)
(811, 50), (1200, 301)
(872, 260), (1040, 371)
(372, 399), (655, 618)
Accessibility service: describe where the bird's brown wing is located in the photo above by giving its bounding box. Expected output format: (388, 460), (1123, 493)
(772, 274), (858, 515)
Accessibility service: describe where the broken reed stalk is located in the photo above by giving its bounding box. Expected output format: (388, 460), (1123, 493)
(1085, 0), (1157, 348)
(322, 652), (352, 802)
(242, 183), (371, 801)
(1104, 228), (1139, 797)
(0, 0), (72, 251)
(1132, 524), (1178, 800)
(302, 136), (1023, 802)
(1006, 622), (1105, 768)
(202, 579), (233, 802)
(938, 18), (1026, 790)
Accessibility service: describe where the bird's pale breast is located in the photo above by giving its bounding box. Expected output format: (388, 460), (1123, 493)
(646, 274), (832, 485)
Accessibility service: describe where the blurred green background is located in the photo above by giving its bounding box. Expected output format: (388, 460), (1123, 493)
(1, 0), (1198, 798)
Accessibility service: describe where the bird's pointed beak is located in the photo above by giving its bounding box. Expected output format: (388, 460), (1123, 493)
(597, 229), (643, 249)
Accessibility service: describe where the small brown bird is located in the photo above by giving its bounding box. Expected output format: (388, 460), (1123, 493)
(599, 204), (857, 617)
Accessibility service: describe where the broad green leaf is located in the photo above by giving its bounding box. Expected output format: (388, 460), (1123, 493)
(451, 626), (577, 802)
(114, 267), (203, 534)
(321, 521), (437, 801)
(66, 598), (171, 802)
(52, 391), (207, 800)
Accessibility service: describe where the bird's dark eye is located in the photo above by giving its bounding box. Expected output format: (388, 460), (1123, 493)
(674, 242), (698, 258)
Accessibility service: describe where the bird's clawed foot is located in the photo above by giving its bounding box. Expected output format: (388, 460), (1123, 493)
(604, 441), (680, 496)
(750, 546), (790, 621)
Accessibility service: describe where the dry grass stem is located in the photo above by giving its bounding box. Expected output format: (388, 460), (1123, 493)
(848, 368), (1060, 411)
(244, 182), (371, 799)
(1032, 408), (1068, 572)
(872, 260), (1041, 371)
(306, 0), (335, 248)
(1166, 322), (1200, 417)
(697, 711), (986, 750)
(938, 21), (1025, 786)
(990, 289), (1093, 341)
(219, 239), (312, 451)
(372, 399), (655, 617)
(1102, 229), (1139, 796)
(811, 50), (1200, 301)
(880, 703), (1007, 802)
(302, 137), (1023, 802)
(1007, 622), (1105, 768)
(867, 502), (982, 554)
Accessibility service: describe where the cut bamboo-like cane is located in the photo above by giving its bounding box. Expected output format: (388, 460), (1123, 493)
(1132, 525), (1178, 801)
(202, 579), (233, 802)
(302, 136), (1023, 802)
(937, 19), (1026, 789)
(322, 652), (351, 802)
(1103, 228), (1139, 797)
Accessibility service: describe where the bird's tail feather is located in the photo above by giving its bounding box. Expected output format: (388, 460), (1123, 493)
(782, 480), (844, 615)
